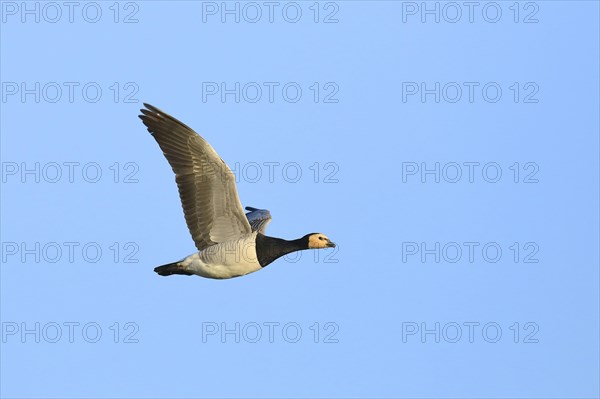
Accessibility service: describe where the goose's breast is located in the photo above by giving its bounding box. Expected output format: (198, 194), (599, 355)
(183, 234), (261, 279)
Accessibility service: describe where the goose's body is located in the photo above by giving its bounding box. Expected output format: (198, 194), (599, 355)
(177, 232), (260, 279)
(139, 104), (335, 279)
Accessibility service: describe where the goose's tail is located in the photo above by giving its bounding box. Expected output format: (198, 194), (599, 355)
(154, 261), (193, 276)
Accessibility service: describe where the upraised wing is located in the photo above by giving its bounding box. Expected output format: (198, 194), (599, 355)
(245, 206), (272, 234)
(139, 103), (252, 251)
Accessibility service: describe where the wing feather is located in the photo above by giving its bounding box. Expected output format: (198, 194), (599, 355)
(245, 207), (272, 234)
(139, 104), (251, 250)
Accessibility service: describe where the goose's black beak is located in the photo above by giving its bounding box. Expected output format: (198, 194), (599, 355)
(327, 241), (336, 248)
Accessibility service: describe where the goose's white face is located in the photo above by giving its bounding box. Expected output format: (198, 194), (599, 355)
(308, 233), (336, 249)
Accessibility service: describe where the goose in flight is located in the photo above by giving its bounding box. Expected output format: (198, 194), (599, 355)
(139, 104), (336, 279)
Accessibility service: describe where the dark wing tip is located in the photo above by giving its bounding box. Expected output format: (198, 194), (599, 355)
(137, 113), (156, 133)
(138, 105), (156, 123)
(138, 103), (197, 135)
(139, 103), (163, 119)
(138, 105), (171, 134)
(245, 206), (259, 212)
(142, 103), (159, 112)
(140, 108), (154, 117)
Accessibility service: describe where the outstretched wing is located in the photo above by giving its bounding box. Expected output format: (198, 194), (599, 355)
(245, 206), (272, 234)
(139, 103), (252, 251)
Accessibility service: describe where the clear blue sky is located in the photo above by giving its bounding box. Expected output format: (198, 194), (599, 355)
(1, 1), (599, 398)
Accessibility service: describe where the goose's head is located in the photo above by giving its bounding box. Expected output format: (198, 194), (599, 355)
(306, 233), (336, 249)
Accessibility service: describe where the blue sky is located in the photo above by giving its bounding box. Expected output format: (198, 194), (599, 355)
(1, 1), (599, 398)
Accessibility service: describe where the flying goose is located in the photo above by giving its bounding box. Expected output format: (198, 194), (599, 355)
(139, 104), (336, 279)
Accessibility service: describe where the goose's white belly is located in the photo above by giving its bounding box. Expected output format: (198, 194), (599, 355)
(180, 233), (261, 279)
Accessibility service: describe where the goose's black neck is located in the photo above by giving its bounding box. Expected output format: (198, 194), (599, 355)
(255, 234), (309, 267)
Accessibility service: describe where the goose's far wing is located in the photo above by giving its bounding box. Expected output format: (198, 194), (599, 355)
(139, 104), (251, 251)
(245, 206), (272, 234)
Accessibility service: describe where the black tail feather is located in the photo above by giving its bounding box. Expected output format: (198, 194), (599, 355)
(154, 262), (193, 276)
